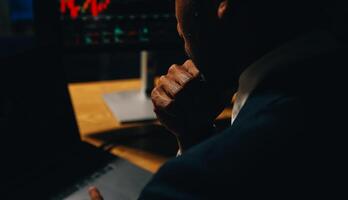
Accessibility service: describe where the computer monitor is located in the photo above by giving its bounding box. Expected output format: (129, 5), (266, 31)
(9, 0), (34, 22)
(58, 0), (180, 49)
(6, 0), (34, 36)
(0, 0), (36, 58)
(57, 0), (182, 122)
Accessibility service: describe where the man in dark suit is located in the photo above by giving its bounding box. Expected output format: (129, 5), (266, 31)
(90, 0), (346, 199)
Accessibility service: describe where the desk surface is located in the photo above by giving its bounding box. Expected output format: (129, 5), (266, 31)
(68, 79), (232, 173)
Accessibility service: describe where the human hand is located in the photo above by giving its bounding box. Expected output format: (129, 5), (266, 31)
(151, 60), (230, 150)
(88, 186), (104, 200)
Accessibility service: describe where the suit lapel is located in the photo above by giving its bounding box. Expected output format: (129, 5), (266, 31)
(231, 30), (340, 129)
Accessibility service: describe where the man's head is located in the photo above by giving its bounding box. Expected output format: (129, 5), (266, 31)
(175, 0), (330, 89)
(175, 0), (223, 60)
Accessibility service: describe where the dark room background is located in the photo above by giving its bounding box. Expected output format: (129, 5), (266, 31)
(0, 0), (186, 83)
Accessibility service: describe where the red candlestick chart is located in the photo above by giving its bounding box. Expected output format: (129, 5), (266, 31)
(60, 0), (111, 19)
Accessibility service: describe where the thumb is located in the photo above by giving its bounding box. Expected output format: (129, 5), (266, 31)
(88, 186), (104, 200)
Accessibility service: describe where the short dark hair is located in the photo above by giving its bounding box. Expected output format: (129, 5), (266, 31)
(193, 0), (332, 30)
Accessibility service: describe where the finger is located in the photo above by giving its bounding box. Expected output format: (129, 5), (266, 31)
(88, 187), (104, 200)
(167, 64), (193, 86)
(151, 86), (173, 109)
(181, 60), (200, 77)
(158, 75), (182, 98)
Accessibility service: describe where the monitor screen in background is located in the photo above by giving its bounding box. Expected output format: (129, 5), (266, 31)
(9, 0), (34, 36)
(9, 0), (33, 21)
(59, 0), (180, 48)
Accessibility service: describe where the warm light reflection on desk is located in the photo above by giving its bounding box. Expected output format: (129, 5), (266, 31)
(68, 79), (232, 173)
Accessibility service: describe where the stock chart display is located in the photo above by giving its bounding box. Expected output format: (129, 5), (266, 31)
(60, 0), (111, 19)
(59, 0), (179, 48)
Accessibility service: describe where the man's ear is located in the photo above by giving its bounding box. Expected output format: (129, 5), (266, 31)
(217, 0), (229, 19)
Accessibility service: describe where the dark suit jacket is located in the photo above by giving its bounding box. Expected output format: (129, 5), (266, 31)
(139, 30), (347, 199)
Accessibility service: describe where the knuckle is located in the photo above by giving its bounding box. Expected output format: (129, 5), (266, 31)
(158, 76), (167, 86)
(192, 71), (200, 78)
(151, 89), (171, 109)
(157, 99), (171, 110)
(159, 75), (166, 82)
(151, 89), (163, 101)
(183, 60), (199, 76)
(191, 69), (200, 77)
(151, 89), (157, 98)
(168, 64), (178, 74)
(163, 99), (173, 109)
(183, 59), (192, 66)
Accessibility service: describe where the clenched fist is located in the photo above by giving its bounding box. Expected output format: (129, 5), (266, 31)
(151, 60), (231, 151)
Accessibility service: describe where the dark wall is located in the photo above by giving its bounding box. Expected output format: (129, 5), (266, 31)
(63, 50), (187, 83)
